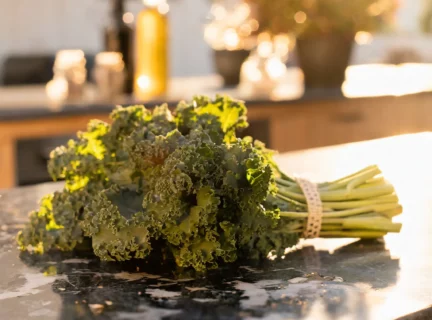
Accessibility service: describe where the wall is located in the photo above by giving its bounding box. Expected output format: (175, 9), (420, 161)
(0, 0), (430, 81)
(352, 0), (432, 64)
(0, 0), (214, 78)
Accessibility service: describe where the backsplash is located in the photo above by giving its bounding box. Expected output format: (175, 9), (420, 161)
(0, 0), (214, 79)
(0, 0), (428, 83)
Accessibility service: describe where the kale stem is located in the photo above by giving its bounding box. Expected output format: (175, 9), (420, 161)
(276, 166), (385, 196)
(279, 211), (309, 218)
(275, 166), (296, 183)
(346, 167), (382, 191)
(275, 193), (307, 207)
(341, 218), (402, 232)
(322, 213), (380, 224)
(319, 203), (400, 217)
(319, 166), (381, 191)
(277, 184), (394, 202)
(319, 230), (387, 238)
(279, 203), (401, 218)
(358, 177), (386, 188)
(275, 178), (296, 188)
(321, 194), (398, 209)
(277, 165), (377, 187)
(326, 165), (379, 185)
(280, 220), (401, 235)
(320, 224), (343, 231)
(379, 205), (403, 218)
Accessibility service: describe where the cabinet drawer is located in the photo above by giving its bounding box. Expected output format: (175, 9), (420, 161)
(270, 104), (394, 152)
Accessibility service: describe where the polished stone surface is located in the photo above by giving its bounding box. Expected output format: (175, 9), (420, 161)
(0, 133), (431, 319)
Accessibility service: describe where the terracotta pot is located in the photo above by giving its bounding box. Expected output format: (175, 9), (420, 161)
(296, 34), (354, 89)
(214, 49), (251, 87)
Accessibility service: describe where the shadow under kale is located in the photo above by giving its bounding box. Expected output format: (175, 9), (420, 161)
(271, 239), (400, 289)
(18, 238), (400, 320)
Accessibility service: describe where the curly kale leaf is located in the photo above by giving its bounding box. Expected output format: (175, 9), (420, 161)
(81, 186), (153, 261)
(239, 227), (300, 260)
(48, 120), (109, 190)
(144, 132), (224, 227)
(126, 129), (185, 171)
(17, 189), (91, 253)
(48, 96), (247, 191)
(175, 95), (248, 143)
(219, 139), (281, 249)
(102, 105), (151, 151)
(104, 105), (178, 185)
(138, 135), (240, 271)
(238, 197), (299, 260)
(147, 103), (177, 135)
(139, 135), (285, 271)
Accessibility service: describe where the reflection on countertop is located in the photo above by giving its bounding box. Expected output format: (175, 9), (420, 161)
(0, 133), (431, 319)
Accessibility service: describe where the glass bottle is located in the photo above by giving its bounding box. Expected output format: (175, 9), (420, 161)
(134, 0), (169, 101)
(104, 0), (134, 94)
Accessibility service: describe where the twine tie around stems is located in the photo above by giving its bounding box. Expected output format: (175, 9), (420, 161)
(295, 176), (323, 239)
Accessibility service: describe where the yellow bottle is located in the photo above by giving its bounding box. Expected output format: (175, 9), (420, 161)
(134, 0), (169, 101)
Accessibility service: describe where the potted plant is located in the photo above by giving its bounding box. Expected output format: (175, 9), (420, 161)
(204, 0), (259, 87)
(249, 0), (398, 89)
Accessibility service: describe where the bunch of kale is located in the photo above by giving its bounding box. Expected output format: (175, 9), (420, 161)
(17, 96), (298, 272)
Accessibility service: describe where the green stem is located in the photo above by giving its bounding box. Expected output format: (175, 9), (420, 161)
(277, 165), (377, 188)
(321, 194), (398, 210)
(346, 167), (382, 191)
(380, 205), (403, 218)
(275, 178), (296, 188)
(280, 203), (400, 219)
(319, 165), (379, 191)
(319, 230), (387, 238)
(319, 224), (343, 231)
(276, 166), (385, 196)
(321, 166), (380, 191)
(359, 177), (386, 188)
(275, 166), (295, 183)
(322, 213), (381, 224)
(279, 211), (309, 218)
(275, 193), (307, 208)
(327, 165), (378, 185)
(273, 164), (402, 240)
(341, 218), (402, 232)
(278, 184), (394, 202)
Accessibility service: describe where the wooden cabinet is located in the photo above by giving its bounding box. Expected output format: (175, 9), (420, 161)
(246, 93), (432, 153)
(1, 92), (432, 188)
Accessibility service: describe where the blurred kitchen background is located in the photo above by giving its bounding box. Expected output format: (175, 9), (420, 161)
(2, 0), (432, 77)
(1, 0), (432, 188)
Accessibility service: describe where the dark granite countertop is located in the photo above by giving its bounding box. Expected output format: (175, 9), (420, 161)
(0, 133), (431, 319)
(0, 82), (341, 122)
(0, 90), (344, 122)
